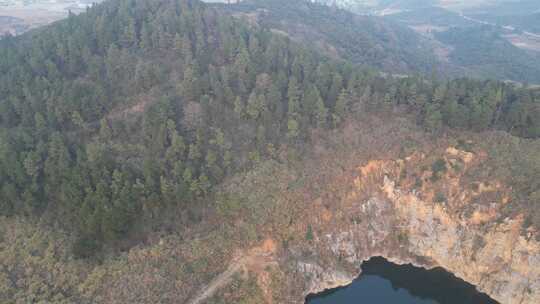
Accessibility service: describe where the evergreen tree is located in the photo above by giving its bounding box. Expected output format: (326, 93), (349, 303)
(246, 92), (261, 120)
(314, 96), (328, 129)
(287, 77), (301, 119)
(424, 102), (443, 132)
(333, 89), (349, 125)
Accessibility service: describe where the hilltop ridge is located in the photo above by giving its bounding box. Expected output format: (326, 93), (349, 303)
(0, 0), (539, 303)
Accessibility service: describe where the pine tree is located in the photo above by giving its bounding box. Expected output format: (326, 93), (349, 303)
(234, 96), (245, 118)
(122, 17), (137, 48)
(267, 84), (282, 116)
(334, 89), (349, 124)
(407, 82), (418, 105)
(432, 84), (447, 105)
(287, 77), (301, 119)
(287, 118), (300, 140)
(256, 124), (266, 148)
(315, 96), (328, 129)
(188, 143), (202, 161)
(327, 73), (343, 108)
(246, 92), (261, 120)
(424, 103), (443, 132)
(181, 65), (200, 102)
(139, 22), (152, 50)
(173, 33), (183, 55)
(442, 97), (461, 128)
(182, 33), (194, 63)
(235, 46), (252, 91)
(99, 118), (113, 141)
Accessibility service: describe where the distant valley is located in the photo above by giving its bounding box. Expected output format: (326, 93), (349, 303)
(2, 0), (540, 83)
(210, 0), (540, 83)
(0, 0), (100, 35)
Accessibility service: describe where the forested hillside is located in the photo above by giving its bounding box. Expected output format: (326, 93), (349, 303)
(385, 7), (540, 84)
(0, 0), (540, 302)
(1, 0), (539, 258)
(214, 0), (441, 75)
(311, 1), (540, 84)
(434, 26), (540, 83)
(469, 12), (540, 35)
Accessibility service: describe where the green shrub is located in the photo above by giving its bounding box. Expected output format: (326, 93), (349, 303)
(435, 192), (446, 203)
(431, 159), (447, 181)
(305, 225), (314, 241)
(397, 232), (408, 244)
(73, 235), (100, 259)
(414, 176), (423, 188)
(432, 159), (447, 174)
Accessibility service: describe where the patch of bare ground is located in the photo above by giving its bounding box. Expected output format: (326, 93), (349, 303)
(107, 94), (155, 120)
(409, 24), (449, 38)
(187, 239), (278, 304)
(504, 33), (540, 52)
(0, 7), (69, 35)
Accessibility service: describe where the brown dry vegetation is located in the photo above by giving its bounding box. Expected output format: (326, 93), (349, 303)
(1, 109), (538, 303)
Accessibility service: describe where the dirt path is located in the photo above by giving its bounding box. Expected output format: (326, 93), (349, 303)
(186, 257), (246, 304)
(186, 239), (277, 304)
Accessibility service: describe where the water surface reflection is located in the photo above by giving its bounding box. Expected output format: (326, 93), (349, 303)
(306, 257), (499, 304)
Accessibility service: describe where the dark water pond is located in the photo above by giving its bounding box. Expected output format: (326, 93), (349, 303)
(306, 257), (499, 304)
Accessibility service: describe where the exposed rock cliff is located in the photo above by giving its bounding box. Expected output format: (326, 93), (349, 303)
(5, 117), (537, 304)
(278, 147), (540, 304)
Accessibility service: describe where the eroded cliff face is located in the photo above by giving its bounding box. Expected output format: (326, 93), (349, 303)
(278, 147), (540, 304)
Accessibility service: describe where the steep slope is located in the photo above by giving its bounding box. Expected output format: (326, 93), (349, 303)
(0, 0), (539, 303)
(285, 135), (540, 304)
(385, 7), (540, 83)
(469, 12), (540, 34)
(2, 114), (539, 304)
(198, 117), (540, 304)
(434, 26), (540, 83)
(306, 0), (540, 83)
(213, 0), (445, 75)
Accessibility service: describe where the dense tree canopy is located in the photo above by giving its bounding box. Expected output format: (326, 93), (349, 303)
(0, 0), (539, 256)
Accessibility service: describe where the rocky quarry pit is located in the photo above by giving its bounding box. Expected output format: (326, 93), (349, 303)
(251, 147), (540, 304)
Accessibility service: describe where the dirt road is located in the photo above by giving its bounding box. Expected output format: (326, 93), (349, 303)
(186, 239), (277, 304)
